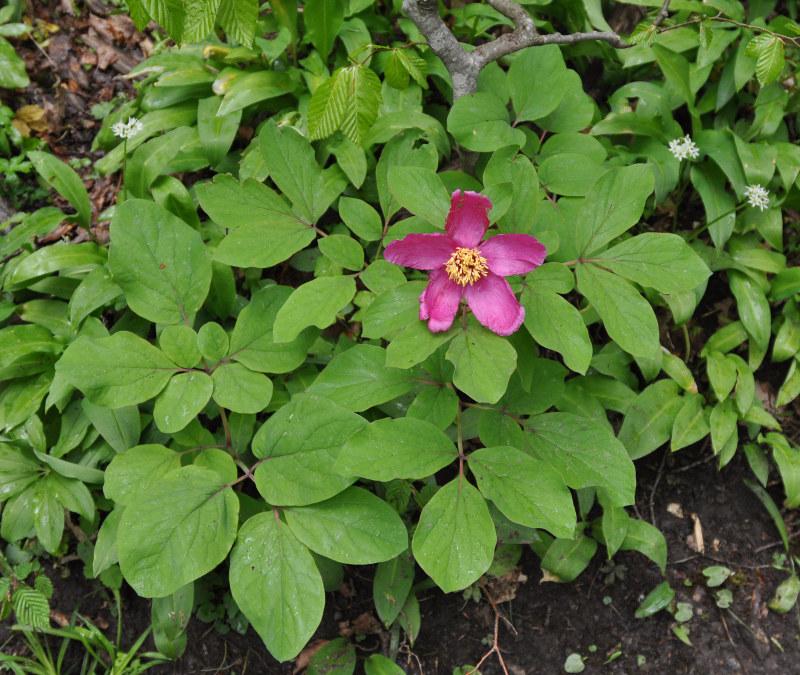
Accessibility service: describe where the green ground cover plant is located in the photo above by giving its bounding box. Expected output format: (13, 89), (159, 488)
(2, 0), (800, 668)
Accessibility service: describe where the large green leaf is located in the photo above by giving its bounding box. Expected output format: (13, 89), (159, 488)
(57, 332), (178, 408)
(4, 242), (106, 291)
(27, 152), (92, 228)
(508, 44), (568, 123)
(308, 64), (382, 145)
(211, 361), (272, 414)
(154, 371), (213, 433)
(336, 417), (457, 481)
(447, 92), (526, 152)
(139, 0), (184, 40)
(252, 394), (366, 505)
(469, 446), (576, 538)
(182, 0), (221, 41)
(104, 444), (181, 506)
(600, 233), (711, 293)
(273, 276), (356, 342)
(306, 344), (415, 411)
(0, 443), (41, 503)
(386, 166), (449, 228)
(574, 165), (654, 256)
(412, 477), (495, 592)
(729, 270), (771, 349)
(446, 319), (517, 404)
(618, 380), (684, 459)
(230, 513), (324, 662)
(285, 487), (407, 564)
(228, 285), (319, 373)
(576, 263), (660, 358)
(0, 37), (29, 88)
(118, 466), (239, 597)
(303, 0), (344, 57)
(109, 199), (212, 324)
(525, 412), (635, 506)
(216, 0), (257, 45)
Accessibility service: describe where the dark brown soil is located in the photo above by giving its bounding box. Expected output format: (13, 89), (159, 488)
(3, 444), (799, 674)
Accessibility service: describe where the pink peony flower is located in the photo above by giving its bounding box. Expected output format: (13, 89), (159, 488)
(384, 190), (546, 336)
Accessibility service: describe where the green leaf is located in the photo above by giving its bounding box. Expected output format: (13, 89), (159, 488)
(412, 477), (496, 592)
(753, 35), (785, 85)
(139, 0), (184, 40)
(182, 0), (221, 41)
(373, 552), (414, 627)
(12, 587), (50, 628)
(336, 417), (457, 481)
(33, 477), (63, 553)
(597, 499), (629, 559)
(540, 535), (597, 582)
(82, 398), (140, 454)
(154, 371), (214, 433)
(729, 270), (770, 349)
(526, 413), (635, 506)
(0, 37), (29, 88)
(691, 163), (736, 248)
(362, 281), (426, 339)
(319, 234), (364, 270)
(671, 394), (710, 452)
(159, 325), (201, 369)
(339, 197), (383, 241)
(508, 44), (568, 123)
(252, 394), (366, 505)
(109, 199), (212, 324)
(0, 443), (40, 502)
(93, 508), (122, 577)
(306, 638), (356, 675)
(306, 344), (415, 411)
(387, 166), (449, 228)
(216, 0), (257, 44)
(68, 265), (123, 326)
(57, 332), (177, 408)
(118, 466), (239, 597)
(104, 444), (181, 506)
(620, 519), (667, 573)
(600, 234), (711, 293)
(768, 575), (800, 614)
(521, 281), (591, 375)
(575, 165), (654, 256)
(304, 0), (344, 57)
(635, 581), (674, 618)
(308, 64), (382, 145)
(618, 380), (684, 459)
(469, 446), (575, 538)
(446, 319), (517, 404)
(197, 96), (241, 166)
(259, 120), (337, 224)
(27, 151), (91, 228)
(447, 92), (526, 152)
(365, 655), (405, 675)
(652, 43), (695, 111)
(5, 242), (107, 291)
(765, 433), (800, 509)
(273, 276), (356, 342)
(385, 320), (457, 369)
(151, 583), (193, 659)
(230, 513), (324, 662)
(576, 263), (660, 358)
(217, 70), (294, 116)
(285, 487), (407, 564)
(0, 324), (61, 380)
(211, 361), (272, 414)
(229, 285), (319, 374)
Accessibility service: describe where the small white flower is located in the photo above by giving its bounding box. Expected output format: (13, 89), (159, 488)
(112, 116), (143, 139)
(668, 134), (699, 161)
(744, 184), (770, 211)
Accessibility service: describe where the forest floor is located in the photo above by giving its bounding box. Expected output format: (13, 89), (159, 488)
(2, 2), (800, 674)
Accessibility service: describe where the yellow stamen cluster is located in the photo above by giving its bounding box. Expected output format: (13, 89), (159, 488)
(445, 247), (489, 286)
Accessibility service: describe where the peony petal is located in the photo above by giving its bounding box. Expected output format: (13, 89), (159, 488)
(480, 233), (547, 277)
(445, 190), (492, 248)
(464, 272), (525, 336)
(384, 233), (455, 270)
(419, 267), (464, 332)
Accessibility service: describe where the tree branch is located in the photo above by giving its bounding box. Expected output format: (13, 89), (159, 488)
(403, 0), (634, 101)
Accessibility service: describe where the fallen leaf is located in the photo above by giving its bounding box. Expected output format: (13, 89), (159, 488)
(688, 513), (704, 553)
(292, 639), (328, 674)
(487, 567), (528, 604)
(15, 105), (49, 133)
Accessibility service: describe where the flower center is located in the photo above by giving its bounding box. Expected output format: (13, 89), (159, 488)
(445, 247), (488, 286)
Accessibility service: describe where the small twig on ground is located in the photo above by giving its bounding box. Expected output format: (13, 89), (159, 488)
(466, 581), (517, 675)
(648, 448), (669, 527)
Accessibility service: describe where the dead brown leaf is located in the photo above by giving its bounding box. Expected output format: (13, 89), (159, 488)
(292, 639), (329, 674)
(486, 567), (528, 604)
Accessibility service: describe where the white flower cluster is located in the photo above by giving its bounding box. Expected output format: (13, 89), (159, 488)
(111, 116), (144, 139)
(668, 135), (700, 161)
(744, 184), (770, 211)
